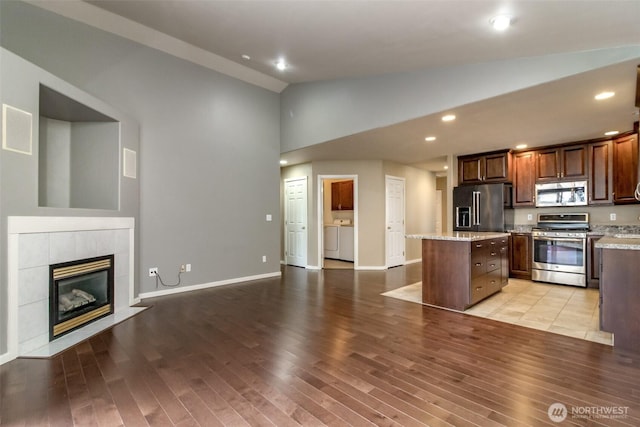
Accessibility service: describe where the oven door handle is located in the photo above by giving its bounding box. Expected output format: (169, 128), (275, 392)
(534, 237), (584, 243)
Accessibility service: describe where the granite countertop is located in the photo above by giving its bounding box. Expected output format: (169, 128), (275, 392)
(595, 235), (640, 251)
(406, 231), (510, 241)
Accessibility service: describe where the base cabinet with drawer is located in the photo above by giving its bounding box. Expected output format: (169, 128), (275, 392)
(422, 236), (509, 311)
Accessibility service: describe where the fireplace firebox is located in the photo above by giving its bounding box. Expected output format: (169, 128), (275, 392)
(49, 255), (114, 340)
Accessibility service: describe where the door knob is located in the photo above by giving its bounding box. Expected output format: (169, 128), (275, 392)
(387, 226), (391, 230)
(302, 226), (305, 229)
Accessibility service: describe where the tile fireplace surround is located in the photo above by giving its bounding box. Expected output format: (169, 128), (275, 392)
(4, 216), (139, 364)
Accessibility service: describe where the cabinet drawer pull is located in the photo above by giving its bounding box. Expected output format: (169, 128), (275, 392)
(489, 263), (496, 267)
(475, 263), (482, 266)
(475, 244), (483, 248)
(490, 252), (497, 256)
(475, 287), (483, 291)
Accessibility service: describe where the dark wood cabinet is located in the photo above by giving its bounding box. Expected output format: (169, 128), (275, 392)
(513, 151), (536, 206)
(536, 145), (587, 181)
(422, 236), (508, 311)
(509, 232), (532, 279)
(612, 133), (639, 204)
(460, 129), (638, 208)
(587, 234), (603, 288)
(589, 141), (613, 205)
(331, 180), (353, 210)
(458, 150), (512, 184)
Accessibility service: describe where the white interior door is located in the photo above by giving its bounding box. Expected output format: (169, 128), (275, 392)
(285, 177), (307, 267)
(386, 176), (405, 268)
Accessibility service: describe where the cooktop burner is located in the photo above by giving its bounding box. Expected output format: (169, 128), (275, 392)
(535, 212), (589, 231)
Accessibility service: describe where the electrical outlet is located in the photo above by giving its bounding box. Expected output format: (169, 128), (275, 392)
(266, 214), (272, 221)
(149, 267), (158, 277)
(262, 255), (267, 263)
(180, 264), (186, 272)
(186, 263), (191, 272)
(610, 213), (616, 221)
(527, 214), (533, 221)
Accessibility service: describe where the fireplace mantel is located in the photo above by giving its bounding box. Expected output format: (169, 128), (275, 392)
(3, 216), (138, 364)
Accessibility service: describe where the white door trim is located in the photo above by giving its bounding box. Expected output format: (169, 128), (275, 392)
(317, 174), (358, 269)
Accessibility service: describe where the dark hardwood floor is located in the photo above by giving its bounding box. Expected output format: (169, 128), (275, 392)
(2, 264), (639, 426)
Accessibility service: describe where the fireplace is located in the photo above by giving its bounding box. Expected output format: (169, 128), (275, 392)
(50, 255), (115, 340)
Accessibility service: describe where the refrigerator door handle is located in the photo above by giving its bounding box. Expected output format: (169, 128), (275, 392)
(473, 191), (480, 226)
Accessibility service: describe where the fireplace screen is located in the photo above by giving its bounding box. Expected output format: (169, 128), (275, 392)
(50, 255), (114, 339)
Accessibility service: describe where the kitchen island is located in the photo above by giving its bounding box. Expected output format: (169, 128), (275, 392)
(407, 232), (510, 311)
(595, 235), (640, 353)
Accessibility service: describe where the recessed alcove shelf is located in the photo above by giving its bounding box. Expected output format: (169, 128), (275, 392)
(38, 84), (120, 210)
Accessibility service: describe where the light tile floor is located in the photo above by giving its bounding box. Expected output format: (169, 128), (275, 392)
(323, 259), (354, 269)
(382, 279), (612, 345)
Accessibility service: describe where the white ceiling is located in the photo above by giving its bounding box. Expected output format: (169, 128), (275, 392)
(72, 1), (640, 171)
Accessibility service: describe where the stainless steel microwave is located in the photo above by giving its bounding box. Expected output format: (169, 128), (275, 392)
(535, 180), (587, 207)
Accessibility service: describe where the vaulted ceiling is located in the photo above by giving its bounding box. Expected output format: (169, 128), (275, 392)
(39, 1), (640, 171)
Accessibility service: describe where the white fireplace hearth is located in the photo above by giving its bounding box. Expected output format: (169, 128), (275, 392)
(5, 216), (141, 363)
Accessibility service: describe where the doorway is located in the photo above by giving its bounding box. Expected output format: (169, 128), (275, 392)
(318, 175), (358, 269)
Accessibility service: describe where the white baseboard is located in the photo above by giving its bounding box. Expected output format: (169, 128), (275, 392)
(0, 351), (17, 366)
(139, 271), (282, 299)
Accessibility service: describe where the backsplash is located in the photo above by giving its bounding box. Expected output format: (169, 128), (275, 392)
(512, 205), (640, 228)
(509, 224), (640, 235)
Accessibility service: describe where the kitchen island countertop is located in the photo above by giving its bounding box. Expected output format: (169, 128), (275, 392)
(406, 231), (510, 242)
(595, 236), (640, 251)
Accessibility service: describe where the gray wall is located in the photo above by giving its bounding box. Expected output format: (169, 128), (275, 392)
(39, 117), (71, 207)
(280, 46), (640, 152)
(0, 1), (279, 355)
(70, 122), (120, 210)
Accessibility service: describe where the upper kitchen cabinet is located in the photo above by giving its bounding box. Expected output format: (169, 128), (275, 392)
(331, 180), (354, 210)
(458, 150), (512, 185)
(588, 140), (613, 205)
(536, 145), (588, 182)
(512, 151), (536, 206)
(612, 133), (639, 204)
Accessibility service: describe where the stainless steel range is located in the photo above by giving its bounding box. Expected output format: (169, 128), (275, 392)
(531, 213), (589, 287)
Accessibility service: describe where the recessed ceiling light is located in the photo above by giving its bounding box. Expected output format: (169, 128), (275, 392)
(444, 165), (449, 170)
(279, 159), (288, 165)
(425, 136), (436, 142)
(490, 15), (512, 31)
(515, 144), (527, 149)
(275, 59), (287, 71)
(595, 91), (615, 100)
(441, 114), (456, 122)
(241, 54), (251, 60)
(604, 130), (619, 136)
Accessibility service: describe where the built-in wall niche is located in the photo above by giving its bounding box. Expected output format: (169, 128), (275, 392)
(38, 84), (120, 210)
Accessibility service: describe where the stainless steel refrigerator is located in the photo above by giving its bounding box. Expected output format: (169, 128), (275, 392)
(453, 183), (510, 232)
